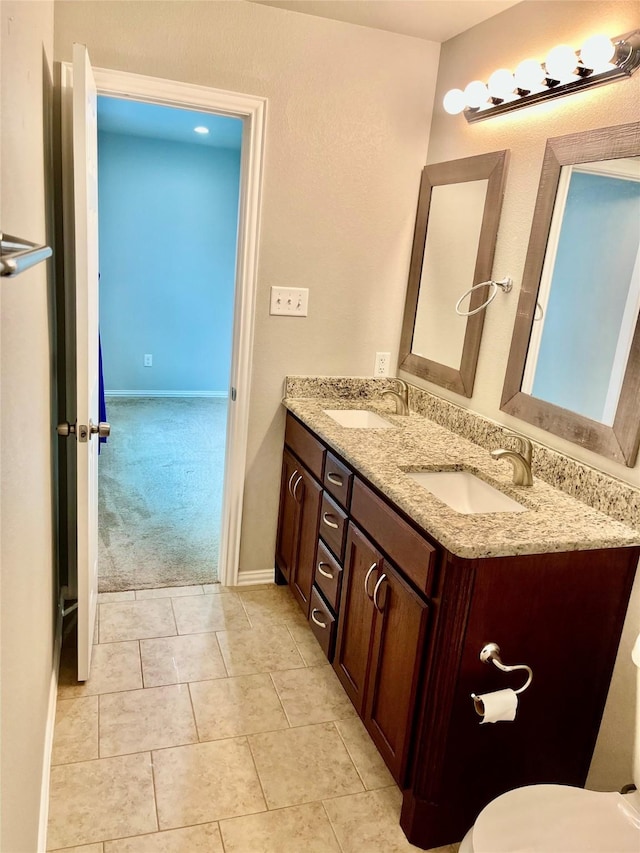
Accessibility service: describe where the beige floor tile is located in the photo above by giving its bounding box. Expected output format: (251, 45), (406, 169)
(220, 802), (341, 852)
(58, 641), (142, 699)
(190, 673), (289, 740)
(203, 583), (230, 594)
(98, 591), (135, 603)
(216, 623), (305, 676)
(271, 665), (356, 727)
(99, 599), (176, 643)
(140, 632), (227, 687)
(135, 585), (203, 600)
(52, 696), (99, 765)
(47, 753), (157, 849)
(152, 738), (266, 829)
(335, 717), (395, 790)
(248, 722), (364, 809)
(50, 844), (104, 852)
(99, 684), (197, 757)
(323, 786), (446, 853)
(239, 586), (309, 630)
(291, 631), (329, 667)
(104, 823), (223, 852)
(171, 592), (250, 634)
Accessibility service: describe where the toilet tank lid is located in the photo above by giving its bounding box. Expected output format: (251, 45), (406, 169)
(632, 634), (640, 668)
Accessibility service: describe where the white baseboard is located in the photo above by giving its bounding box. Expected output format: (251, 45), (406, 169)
(105, 390), (228, 398)
(235, 569), (276, 587)
(37, 591), (64, 852)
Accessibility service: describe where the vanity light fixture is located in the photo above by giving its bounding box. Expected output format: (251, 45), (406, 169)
(444, 30), (640, 123)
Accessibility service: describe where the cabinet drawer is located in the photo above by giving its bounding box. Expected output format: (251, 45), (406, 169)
(323, 451), (353, 510)
(351, 478), (437, 596)
(285, 413), (325, 481)
(314, 539), (343, 612)
(308, 586), (336, 661)
(320, 492), (348, 561)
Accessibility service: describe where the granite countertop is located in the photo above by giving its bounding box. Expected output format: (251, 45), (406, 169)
(283, 396), (640, 560)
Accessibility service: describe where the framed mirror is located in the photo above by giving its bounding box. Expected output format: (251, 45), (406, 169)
(399, 150), (508, 396)
(501, 122), (640, 467)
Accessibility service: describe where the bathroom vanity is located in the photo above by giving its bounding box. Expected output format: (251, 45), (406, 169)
(274, 398), (640, 848)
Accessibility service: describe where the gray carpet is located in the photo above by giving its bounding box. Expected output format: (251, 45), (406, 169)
(98, 397), (226, 592)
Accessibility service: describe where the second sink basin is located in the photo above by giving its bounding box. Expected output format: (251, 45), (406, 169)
(324, 409), (395, 429)
(407, 470), (527, 515)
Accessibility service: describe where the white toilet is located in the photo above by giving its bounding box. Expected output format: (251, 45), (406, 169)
(459, 634), (640, 852)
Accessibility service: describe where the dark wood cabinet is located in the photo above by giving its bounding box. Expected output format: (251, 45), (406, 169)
(334, 522), (429, 783)
(275, 448), (322, 616)
(276, 412), (639, 849)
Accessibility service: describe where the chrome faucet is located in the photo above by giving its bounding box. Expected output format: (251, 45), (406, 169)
(490, 430), (533, 486)
(381, 378), (409, 415)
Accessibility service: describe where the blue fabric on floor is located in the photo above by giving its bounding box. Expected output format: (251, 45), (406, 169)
(99, 333), (107, 452)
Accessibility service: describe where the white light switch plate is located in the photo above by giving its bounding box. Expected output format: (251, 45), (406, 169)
(270, 286), (309, 316)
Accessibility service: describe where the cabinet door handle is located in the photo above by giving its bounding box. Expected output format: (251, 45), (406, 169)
(292, 474), (303, 501)
(310, 608), (327, 629)
(287, 469), (299, 497)
(364, 563), (377, 599)
(322, 512), (339, 530)
(373, 573), (387, 613)
(317, 561), (334, 580)
(327, 472), (343, 487)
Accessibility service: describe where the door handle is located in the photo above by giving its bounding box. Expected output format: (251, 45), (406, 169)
(292, 474), (303, 501)
(310, 609), (327, 629)
(373, 573), (387, 612)
(322, 512), (339, 530)
(57, 421), (76, 437)
(364, 563), (377, 599)
(317, 561), (334, 580)
(287, 469), (299, 497)
(326, 472), (343, 487)
(90, 420), (110, 438)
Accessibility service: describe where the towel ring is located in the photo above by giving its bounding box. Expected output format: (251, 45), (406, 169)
(455, 277), (513, 317)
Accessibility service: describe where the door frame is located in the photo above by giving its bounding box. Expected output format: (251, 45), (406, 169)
(64, 62), (267, 588)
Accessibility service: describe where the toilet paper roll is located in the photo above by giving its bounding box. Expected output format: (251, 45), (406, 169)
(473, 688), (518, 723)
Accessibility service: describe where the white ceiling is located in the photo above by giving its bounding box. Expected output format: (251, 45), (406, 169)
(248, 0), (521, 43)
(97, 97), (243, 149)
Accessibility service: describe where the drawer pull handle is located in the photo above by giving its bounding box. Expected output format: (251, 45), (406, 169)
(327, 472), (344, 487)
(310, 609), (327, 629)
(322, 512), (339, 530)
(292, 474), (303, 501)
(364, 563), (377, 599)
(287, 469), (299, 497)
(373, 573), (387, 612)
(317, 561), (334, 580)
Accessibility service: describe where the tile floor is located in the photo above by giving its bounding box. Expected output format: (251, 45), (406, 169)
(48, 583), (460, 853)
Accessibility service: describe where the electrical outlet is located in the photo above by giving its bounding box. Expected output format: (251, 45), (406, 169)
(144, 354), (153, 367)
(374, 352), (391, 377)
(270, 286), (309, 316)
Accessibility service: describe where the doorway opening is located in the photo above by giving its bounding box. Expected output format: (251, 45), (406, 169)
(96, 97), (242, 592)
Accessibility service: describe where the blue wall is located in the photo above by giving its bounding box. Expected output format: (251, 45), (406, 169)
(98, 131), (241, 394)
(532, 170), (640, 422)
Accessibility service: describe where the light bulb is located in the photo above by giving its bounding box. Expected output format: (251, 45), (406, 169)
(514, 59), (545, 91)
(443, 88), (466, 115)
(487, 68), (516, 99)
(545, 44), (578, 80)
(464, 80), (490, 109)
(580, 34), (615, 70)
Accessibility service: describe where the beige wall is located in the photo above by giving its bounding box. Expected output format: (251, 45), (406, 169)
(0, 1), (57, 850)
(53, 0), (441, 580)
(413, 1), (640, 792)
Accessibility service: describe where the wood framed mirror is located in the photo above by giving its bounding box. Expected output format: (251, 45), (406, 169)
(501, 122), (640, 467)
(399, 150), (508, 396)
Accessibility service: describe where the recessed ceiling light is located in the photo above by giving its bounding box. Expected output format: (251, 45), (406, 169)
(194, 126), (209, 134)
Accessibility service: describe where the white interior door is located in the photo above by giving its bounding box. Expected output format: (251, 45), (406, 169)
(72, 43), (100, 680)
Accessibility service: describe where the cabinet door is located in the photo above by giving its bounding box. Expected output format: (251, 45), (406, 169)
(333, 524), (381, 715)
(290, 467), (322, 615)
(275, 449), (302, 583)
(364, 562), (429, 784)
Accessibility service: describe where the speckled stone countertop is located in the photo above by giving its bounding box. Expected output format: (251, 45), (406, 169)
(282, 396), (640, 560)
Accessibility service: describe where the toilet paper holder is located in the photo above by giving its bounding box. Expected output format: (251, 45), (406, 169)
(471, 642), (533, 701)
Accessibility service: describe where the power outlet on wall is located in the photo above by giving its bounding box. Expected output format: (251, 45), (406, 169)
(144, 354), (153, 367)
(374, 352), (391, 377)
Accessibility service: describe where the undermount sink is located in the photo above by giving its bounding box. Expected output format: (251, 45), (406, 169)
(407, 470), (527, 515)
(323, 409), (395, 429)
